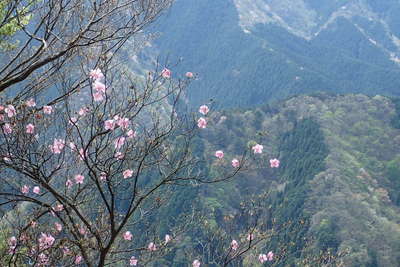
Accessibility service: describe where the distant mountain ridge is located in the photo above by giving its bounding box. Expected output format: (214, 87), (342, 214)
(145, 0), (400, 108)
(235, 0), (400, 44)
(134, 2), (400, 265)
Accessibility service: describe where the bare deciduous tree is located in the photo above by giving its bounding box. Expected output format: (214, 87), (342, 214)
(0, 54), (251, 265)
(0, 0), (172, 103)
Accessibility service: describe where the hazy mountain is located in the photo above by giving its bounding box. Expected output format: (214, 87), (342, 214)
(137, 2), (400, 265)
(148, 0), (400, 108)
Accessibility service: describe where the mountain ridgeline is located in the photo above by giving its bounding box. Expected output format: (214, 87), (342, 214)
(148, 0), (400, 109)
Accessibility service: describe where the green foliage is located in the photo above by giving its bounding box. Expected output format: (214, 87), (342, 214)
(174, 94), (400, 266)
(269, 118), (329, 265)
(0, 1), (33, 50)
(316, 219), (340, 252)
(389, 97), (400, 129)
(0, 227), (27, 266)
(0, 229), (9, 265)
(385, 156), (400, 205)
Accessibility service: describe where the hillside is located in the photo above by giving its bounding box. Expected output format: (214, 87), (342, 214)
(164, 93), (400, 266)
(145, 0), (400, 108)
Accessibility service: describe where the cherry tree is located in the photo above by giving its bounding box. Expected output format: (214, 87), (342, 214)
(0, 0), (173, 102)
(0, 58), (254, 265)
(0, 1), (311, 266)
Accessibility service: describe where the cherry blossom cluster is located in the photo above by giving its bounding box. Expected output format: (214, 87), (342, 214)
(0, 99), (54, 137)
(259, 251), (274, 263)
(89, 68), (106, 102)
(0, 65), (281, 266)
(197, 105), (209, 129)
(161, 68), (194, 79)
(7, 230), (84, 265)
(190, 235), (274, 267)
(196, 104), (280, 170)
(122, 232), (173, 266)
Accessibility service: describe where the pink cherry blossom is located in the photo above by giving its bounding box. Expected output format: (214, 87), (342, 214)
(148, 242), (157, 251)
(79, 226), (86, 236)
(186, 72), (194, 78)
(0, 114), (4, 121)
(74, 174), (84, 184)
(50, 139), (65, 154)
(38, 253), (49, 265)
(93, 91), (104, 102)
(123, 169), (133, 179)
(192, 260), (201, 267)
(117, 118), (130, 129)
(62, 246), (71, 255)
(78, 148), (87, 161)
(197, 117), (207, 129)
(126, 129), (136, 138)
(5, 105), (16, 117)
(114, 137), (126, 150)
(55, 222), (62, 232)
(19, 233), (28, 243)
(69, 142), (76, 151)
(161, 68), (171, 78)
(75, 255), (82, 264)
(38, 233), (55, 250)
(231, 240), (239, 251)
(53, 204), (64, 212)
(165, 234), (172, 244)
(93, 80), (106, 93)
(43, 105), (53, 114)
(99, 172), (107, 181)
(252, 144), (263, 154)
(199, 105), (209, 115)
(0, 105), (4, 111)
(115, 152), (124, 159)
(33, 186), (40, 194)
(215, 150), (224, 159)
(231, 159), (240, 168)
(31, 221), (37, 228)
(130, 256), (138, 266)
(267, 251), (274, 261)
(26, 99), (36, 107)
(26, 123), (35, 134)
(9, 236), (17, 246)
(247, 233), (254, 241)
(8, 236), (17, 252)
(123, 231), (133, 240)
(69, 117), (78, 125)
(89, 68), (104, 80)
(21, 185), (30, 194)
(78, 107), (89, 116)
(270, 158), (280, 168)
(65, 179), (73, 188)
(104, 119), (115, 130)
(259, 254), (268, 263)
(3, 123), (12, 134)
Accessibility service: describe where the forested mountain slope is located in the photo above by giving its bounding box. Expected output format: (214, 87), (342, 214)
(175, 94), (400, 266)
(147, 0), (400, 108)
